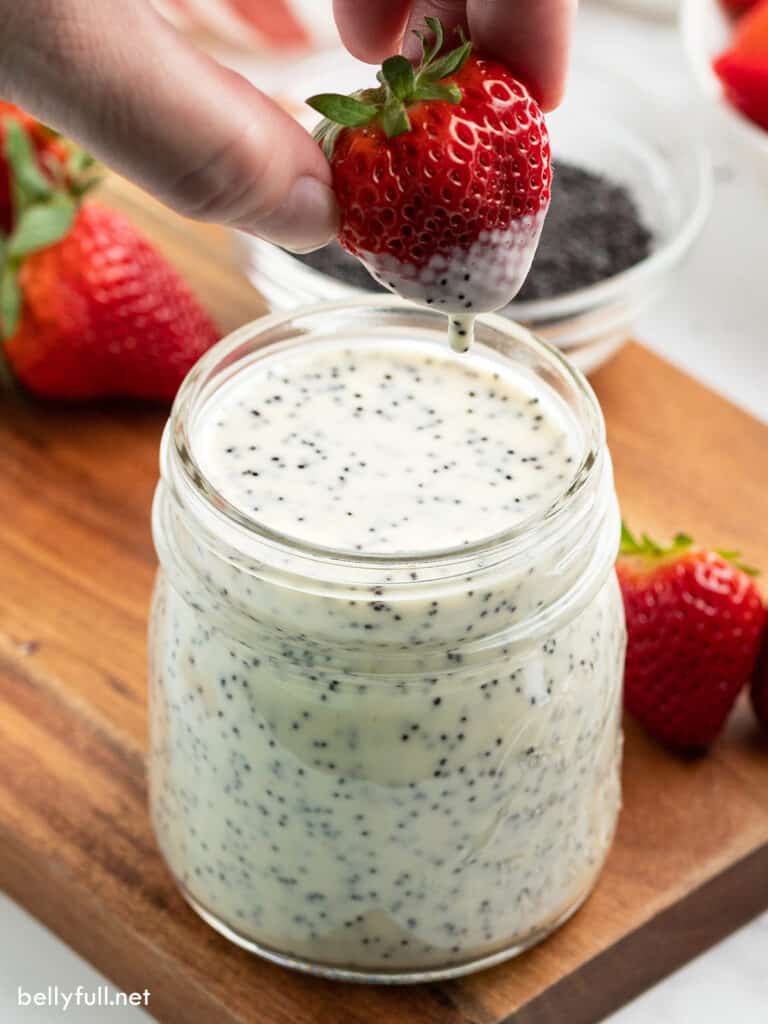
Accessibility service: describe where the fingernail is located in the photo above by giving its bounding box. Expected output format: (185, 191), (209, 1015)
(248, 176), (338, 253)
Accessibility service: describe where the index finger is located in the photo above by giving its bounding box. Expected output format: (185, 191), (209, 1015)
(332, 0), (412, 62)
(468, 0), (577, 110)
(334, 0), (576, 112)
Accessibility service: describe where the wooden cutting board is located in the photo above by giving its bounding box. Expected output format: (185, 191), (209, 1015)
(0, 177), (767, 1024)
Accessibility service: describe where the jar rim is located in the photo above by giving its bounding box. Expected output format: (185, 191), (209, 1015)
(169, 296), (606, 572)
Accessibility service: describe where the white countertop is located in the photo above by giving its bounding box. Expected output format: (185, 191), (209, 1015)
(1, 3), (766, 1021)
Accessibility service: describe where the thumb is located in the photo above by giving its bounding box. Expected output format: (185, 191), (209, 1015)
(0, 0), (337, 252)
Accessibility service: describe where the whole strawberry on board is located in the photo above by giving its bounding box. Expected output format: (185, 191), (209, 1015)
(307, 18), (551, 353)
(0, 113), (219, 400)
(617, 526), (766, 753)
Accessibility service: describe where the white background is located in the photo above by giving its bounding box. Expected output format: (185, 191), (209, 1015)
(1, 2), (767, 1021)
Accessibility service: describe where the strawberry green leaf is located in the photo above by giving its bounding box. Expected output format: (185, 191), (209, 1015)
(619, 522), (694, 559)
(422, 39), (472, 82)
(414, 81), (462, 104)
(3, 118), (52, 203)
(0, 267), (21, 339)
(306, 93), (378, 127)
(640, 533), (663, 556)
(381, 99), (411, 138)
(619, 523), (759, 574)
(70, 177), (100, 200)
(739, 564), (760, 577)
(382, 56), (416, 101)
(66, 147), (101, 197)
(6, 195), (76, 259)
(423, 16), (444, 65)
(312, 118), (344, 160)
(619, 521), (641, 555)
(67, 148), (96, 177)
(715, 549), (760, 576)
(671, 532), (693, 550)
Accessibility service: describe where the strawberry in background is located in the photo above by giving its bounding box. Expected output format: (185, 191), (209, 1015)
(0, 105), (219, 400)
(714, 0), (768, 130)
(617, 526), (766, 752)
(156, 0), (313, 49)
(0, 102), (76, 235)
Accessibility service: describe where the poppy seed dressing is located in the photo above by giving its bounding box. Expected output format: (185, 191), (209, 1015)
(149, 316), (625, 979)
(193, 339), (579, 552)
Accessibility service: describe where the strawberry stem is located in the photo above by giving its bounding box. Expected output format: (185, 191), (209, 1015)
(715, 550), (759, 576)
(382, 56), (415, 101)
(423, 16), (444, 64)
(619, 522), (694, 558)
(620, 521), (760, 575)
(307, 17), (472, 146)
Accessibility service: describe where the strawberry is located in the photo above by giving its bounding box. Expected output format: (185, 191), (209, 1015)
(617, 526), (766, 753)
(0, 117), (218, 400)
(714, 0), (768, 130)
(750, 627), (768, 731)
(307, 18), (550, 352)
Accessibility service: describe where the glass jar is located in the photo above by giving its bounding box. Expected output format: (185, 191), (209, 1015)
(148, 297), (626, 983)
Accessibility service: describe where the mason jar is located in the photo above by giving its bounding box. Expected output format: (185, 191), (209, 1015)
(148, 297), (626, 983)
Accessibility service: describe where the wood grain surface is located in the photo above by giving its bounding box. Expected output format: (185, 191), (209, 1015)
(0, 176), (766, 1024)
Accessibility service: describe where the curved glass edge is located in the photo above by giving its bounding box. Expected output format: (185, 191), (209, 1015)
(166, 298), (607, 572)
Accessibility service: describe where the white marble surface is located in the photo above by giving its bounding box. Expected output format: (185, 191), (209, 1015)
(1, 2), (766, 1021)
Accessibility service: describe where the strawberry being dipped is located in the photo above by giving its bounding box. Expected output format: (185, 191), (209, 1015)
(0, 115), (219, 400)
(617, 526), (766, 752)
(308, 18), (551, 353)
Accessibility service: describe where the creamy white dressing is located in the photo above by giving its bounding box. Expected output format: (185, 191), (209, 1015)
(358, 215), (547, 354)
(194, 338), (578, 553)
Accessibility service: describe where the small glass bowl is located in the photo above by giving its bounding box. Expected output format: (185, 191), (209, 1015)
(237, 57), (712, 374)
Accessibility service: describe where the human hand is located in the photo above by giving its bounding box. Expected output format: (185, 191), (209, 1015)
(334, 0), (578, 112)
(0, 0), (337, 252)
(0, 1), (576, 254)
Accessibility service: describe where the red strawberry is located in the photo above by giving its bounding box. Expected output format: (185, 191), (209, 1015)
(751, 627), (768, 731)
(0, 119), (218, 400)
(617, 526), (766, 752)
(307, 18), (550, 352)
(714, 0), (768, 130)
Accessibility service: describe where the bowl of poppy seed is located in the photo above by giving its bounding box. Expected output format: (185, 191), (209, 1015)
(238, 56), (712, 373)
